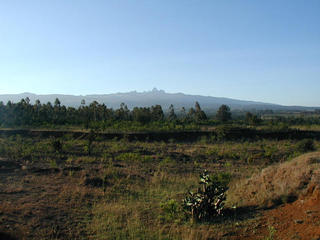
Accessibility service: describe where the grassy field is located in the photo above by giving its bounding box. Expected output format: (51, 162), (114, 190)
(0, 131), (319, 239)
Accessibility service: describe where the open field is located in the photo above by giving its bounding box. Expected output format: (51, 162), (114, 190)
(0, 129), (320, 240)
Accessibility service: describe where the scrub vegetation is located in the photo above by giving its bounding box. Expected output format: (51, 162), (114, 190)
(0, 99), (320, 239)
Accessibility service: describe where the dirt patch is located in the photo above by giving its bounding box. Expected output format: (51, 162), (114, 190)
(239, 185), (320, 240)
(266, 185), (320, 240)
(0, 159), (96, 240)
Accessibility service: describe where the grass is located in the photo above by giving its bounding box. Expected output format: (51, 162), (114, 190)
(291, 124), (320, 131)
(265, 225), (276, 240)
(0, 132), (319, 239)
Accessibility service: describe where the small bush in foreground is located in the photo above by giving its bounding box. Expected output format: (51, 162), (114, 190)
(182, 170), (228, 222)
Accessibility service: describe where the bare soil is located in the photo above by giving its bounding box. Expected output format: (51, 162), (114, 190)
(0, 158), (93, 240)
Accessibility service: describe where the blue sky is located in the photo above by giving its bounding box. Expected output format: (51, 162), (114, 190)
(0, 0), (319, 106)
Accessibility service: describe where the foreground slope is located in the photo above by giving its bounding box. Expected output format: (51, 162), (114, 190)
(229, 152), (320, 239)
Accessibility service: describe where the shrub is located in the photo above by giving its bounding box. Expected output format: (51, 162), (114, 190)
(296, 139), (314, 153)
(52, 139), (62, 153)
(182, 170), (228, 222)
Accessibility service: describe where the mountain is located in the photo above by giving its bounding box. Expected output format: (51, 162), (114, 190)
(0, 89), (318, 112)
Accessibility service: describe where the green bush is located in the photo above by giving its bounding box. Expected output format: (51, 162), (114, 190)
(182, 170), (228, 222)
(296, 139), (315, 153)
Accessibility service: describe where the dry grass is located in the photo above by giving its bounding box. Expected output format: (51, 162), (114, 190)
(227, 151), (320, 208)
(1, 134), (319, 239)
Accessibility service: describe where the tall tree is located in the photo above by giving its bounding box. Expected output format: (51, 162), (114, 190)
(216, 105), (231, 122)
(194, 102), (207, 121)
(180, 107), (187, 121)
(245, 112), (260, 125)
(115, 103), (130, 120)
(54, 98), (61, 108)
(151, 105), (164, 121)
(187, 108), (196, 122)
(168, 104), (177, 121)
(132, 107), (152, 124)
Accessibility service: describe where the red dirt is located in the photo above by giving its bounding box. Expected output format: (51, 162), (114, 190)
(241, 184), (320, 240)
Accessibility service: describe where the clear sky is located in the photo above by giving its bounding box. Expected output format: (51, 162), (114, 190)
(0, 0), (319, 106)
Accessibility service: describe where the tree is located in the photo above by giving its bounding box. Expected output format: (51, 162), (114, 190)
(195, 102), (201, 112)
(25, 97), (30, 105)
(33, 99), (41, 124)
(53, 98), (62, 124)
(115, 103), (130, 121)
(151, 105), (164, 121)
(194, 102), (207, 121)
(54, 98), (61, 108)
(132, 107), (152, 124)
(168, 104), (177, 121)
(180, 107), (187, 121)
(89, 101), (99, 122)
(245, 112), (260, 126)
(216, 105), (231, 122)
(187, 108), (196, 122)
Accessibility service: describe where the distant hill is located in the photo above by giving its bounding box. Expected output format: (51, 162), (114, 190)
(0, 89), (318, 112)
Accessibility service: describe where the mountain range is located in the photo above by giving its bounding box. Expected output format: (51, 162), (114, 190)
(0, 89), (318, 112)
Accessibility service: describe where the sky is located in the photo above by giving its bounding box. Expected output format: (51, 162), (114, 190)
(0, 0), (319, 106)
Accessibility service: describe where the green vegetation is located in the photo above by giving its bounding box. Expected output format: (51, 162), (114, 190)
(1, 97), (320, 132)
(216, 104), (232, 123)
(182, 170), (228, 222)
(265, 226), (276, 240)
(0, 98), (210, 130)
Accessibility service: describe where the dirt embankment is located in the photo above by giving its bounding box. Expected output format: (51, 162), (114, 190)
(230, 152), (320, 240)
(228, 152), (320, 208)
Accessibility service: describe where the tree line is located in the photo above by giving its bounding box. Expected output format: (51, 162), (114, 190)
(0, 98), (232, 128)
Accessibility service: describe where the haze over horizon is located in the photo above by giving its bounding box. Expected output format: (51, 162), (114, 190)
(1, 89), (319, 111)
(1, 1), (319, 106)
